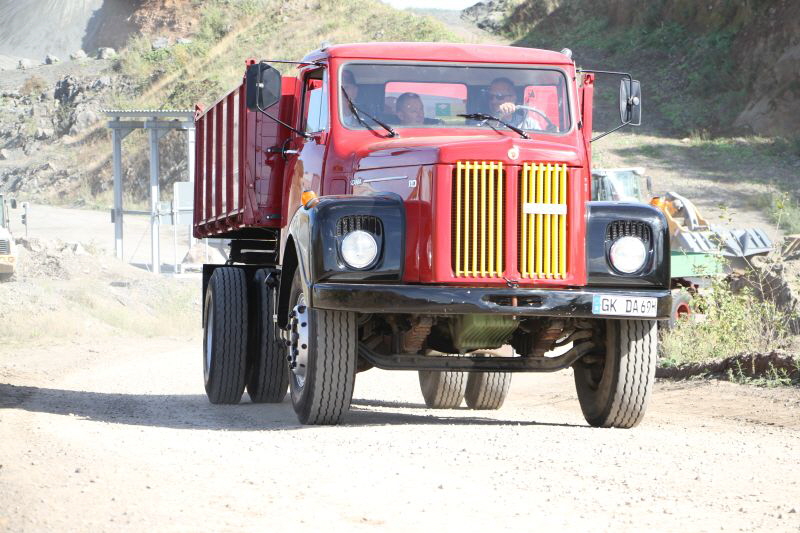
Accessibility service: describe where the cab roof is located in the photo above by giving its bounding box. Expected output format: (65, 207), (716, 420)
(301, 42), (573, 66)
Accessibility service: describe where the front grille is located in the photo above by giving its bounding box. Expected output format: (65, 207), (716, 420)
(518, 163), (569, 279)
(606, 220), (652, 247)
(0, 240), (8, 254)
(451, 161), (505, 278)
(336, 215), (382, 237)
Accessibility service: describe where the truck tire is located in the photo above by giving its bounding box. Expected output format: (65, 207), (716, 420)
(246, 269), (289, 403)
(668, 290), (692, 329)
(288, 269), (356, 425)
(418, 370), (466, 409)
(573, 319), (656, 428)
(465, 372), (511, 410)
(203, 267), (248, 404)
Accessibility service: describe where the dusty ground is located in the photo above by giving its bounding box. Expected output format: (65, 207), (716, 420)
(1, 336), (800, 532)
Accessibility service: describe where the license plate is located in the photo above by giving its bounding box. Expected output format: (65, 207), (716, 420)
(592, 294), (657, 317)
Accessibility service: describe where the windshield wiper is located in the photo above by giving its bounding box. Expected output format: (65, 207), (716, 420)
(458, 113), (529, 139)
(341, 88), (398, 138)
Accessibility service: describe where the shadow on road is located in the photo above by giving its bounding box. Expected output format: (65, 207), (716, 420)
(0, 383), (589, 430)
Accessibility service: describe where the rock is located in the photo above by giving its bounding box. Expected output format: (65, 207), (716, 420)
(176, 37), (192, 45)
(2, 90), (20, 98)
(17, 58), (34, 70)
(0, 149), (11, 160)
(151, 37), (169, 50)
(35, 128), (54, 140)
(96, 47), (116, 60)
(69, 108), (99, 135)
(91, 77), (112, 90)
(70, 50), (88, 60)
(45, 54), (60, 65)
(54, 76), (80, 105)
(65, 242), (86, 255)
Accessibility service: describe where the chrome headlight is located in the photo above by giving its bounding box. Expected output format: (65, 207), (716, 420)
(340, 230), (378, 269)
(609, 236), (647, 273)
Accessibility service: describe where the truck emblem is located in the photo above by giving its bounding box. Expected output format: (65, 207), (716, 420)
(508, 146), (519, 160)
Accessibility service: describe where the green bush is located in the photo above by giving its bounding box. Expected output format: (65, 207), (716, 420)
(661, 277), (791, 366)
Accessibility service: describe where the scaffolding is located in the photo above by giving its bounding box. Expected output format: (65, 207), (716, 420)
(105, 109), (195, 274)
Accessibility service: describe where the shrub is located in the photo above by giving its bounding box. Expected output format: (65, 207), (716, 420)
(20, 75), (48, 96)
(661, 277), (791, 366)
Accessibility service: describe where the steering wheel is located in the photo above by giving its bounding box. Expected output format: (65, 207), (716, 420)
(518, 105), (558, 132)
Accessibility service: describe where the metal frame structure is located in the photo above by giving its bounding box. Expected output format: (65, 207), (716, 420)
(105, 110), (195, 274)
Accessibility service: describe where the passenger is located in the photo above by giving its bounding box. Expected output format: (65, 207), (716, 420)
(396, 92), (441, 126)
(396, 92), (425, 125)
(485, 77), (548, 131)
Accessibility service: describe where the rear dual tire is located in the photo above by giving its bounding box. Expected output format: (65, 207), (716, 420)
(246, 269), (289, 403)
(203, 267), (248, 404)
(418, 369), (511, 410)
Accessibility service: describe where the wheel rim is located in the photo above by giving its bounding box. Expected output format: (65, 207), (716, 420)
(289, 294), (310, 389)
(204, 300), (214, 384)
(675, 303), (691, 319)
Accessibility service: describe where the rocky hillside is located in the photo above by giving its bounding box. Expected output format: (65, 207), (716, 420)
(464, 0), (800, 138)
(0, 0), (457, 205)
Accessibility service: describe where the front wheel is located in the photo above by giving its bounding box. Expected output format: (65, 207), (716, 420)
(287, 270), (357, 425)
(573, 319), (657, 428)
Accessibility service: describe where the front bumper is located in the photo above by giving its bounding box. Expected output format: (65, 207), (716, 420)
(312, 283), (671, 319)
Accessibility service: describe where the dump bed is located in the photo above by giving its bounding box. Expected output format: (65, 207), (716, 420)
(193, 68), (295, 238)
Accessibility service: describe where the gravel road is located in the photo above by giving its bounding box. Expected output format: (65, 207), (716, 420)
(2, 336), (799, 532)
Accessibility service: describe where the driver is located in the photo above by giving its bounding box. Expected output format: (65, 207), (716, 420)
(486, 77), (548, 131)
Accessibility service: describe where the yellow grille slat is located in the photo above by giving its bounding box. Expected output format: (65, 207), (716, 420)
(496, 162), (503, 274)
(518, 162), (569, 280)
(453, 161), (504, 278)
(453, 160), (567, 280)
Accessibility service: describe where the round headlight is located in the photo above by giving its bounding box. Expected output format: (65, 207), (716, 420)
(341, 230), (378, 269)
(609, 236), (647, 274)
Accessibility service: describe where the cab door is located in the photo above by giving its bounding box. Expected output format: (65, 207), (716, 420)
(283, 67), (330, 223)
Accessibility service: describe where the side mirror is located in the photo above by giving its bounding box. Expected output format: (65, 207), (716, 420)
(9, 199), (16, 209)
(245, 63), (281, 111)
(619, 79), (642, 126)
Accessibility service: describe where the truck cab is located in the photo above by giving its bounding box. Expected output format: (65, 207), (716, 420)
(194, 43), (669, 427)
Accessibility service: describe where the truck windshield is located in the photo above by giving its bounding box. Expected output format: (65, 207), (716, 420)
(339, 62), (572, 134)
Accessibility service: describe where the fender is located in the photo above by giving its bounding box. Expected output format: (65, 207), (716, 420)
(277, 193), (406, 324)
(585, 201), (670, 288)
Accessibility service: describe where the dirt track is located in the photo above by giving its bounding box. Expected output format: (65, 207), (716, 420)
(2, 336), (799, 532)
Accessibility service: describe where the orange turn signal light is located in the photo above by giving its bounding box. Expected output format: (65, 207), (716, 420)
(649, 196), (664, 208)
(301, 190), (317, 207)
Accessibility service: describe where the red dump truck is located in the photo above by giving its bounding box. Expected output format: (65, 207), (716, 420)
(193, 42), (669, 427)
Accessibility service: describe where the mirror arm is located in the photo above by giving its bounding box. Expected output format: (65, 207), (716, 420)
(590, 120), (631, 143)
(255, 100), (310, 139)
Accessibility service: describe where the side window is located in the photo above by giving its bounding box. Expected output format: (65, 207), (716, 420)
(303, 68), (328, 133)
